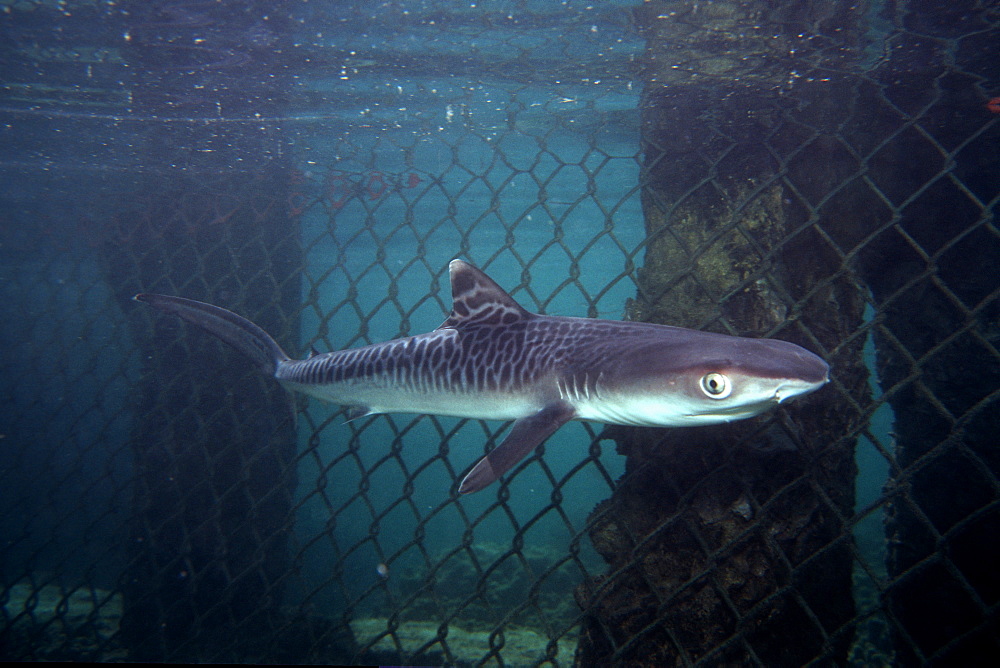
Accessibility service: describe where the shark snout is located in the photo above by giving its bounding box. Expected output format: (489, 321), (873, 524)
(773, 380), (820, 403)
(772, 366), (829, 403)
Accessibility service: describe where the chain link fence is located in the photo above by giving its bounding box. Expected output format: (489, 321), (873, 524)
(1, 0), (997, 664)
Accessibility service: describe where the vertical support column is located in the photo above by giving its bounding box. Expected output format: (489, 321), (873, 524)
(857, 2), (1000, 660)
(104, 170), (301, 661)
(575, 1), (868, 663)
(103, 1), (302, 660)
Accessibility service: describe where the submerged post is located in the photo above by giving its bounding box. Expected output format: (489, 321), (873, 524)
(575, 1), (869, 663)
(104, 1), (302, 660)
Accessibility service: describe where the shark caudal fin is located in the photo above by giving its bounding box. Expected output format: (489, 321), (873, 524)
(134, 294), (291, 374)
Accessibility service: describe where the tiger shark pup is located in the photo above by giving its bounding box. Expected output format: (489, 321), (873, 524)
(135, 260), (829, 494)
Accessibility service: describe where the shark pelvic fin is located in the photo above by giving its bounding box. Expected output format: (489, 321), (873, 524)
(345, 406), (374, 422)
(458, 401), (575, 494)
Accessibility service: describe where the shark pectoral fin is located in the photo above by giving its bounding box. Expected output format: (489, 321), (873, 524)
(458, 402), (575, 495)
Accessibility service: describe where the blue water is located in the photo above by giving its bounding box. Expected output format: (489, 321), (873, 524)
(285, 1), (645, 612)
(0, 0), (908, 656)
(0, 247), (135, 588)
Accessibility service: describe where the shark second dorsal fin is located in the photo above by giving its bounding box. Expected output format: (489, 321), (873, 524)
(438, 259), (533, 329)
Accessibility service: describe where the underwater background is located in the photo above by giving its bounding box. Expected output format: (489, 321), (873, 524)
(1, 0), (997, 665)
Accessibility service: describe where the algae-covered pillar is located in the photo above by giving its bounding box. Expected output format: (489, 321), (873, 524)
(858, 3), (1000, 662)
(103, 1), (302, 661)
(575, 1), (869, 663)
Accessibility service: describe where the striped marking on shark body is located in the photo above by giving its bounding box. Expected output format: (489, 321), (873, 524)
(135, 259), (829, 494)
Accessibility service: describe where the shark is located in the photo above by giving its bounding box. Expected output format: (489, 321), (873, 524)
(135, 259), (829, 494)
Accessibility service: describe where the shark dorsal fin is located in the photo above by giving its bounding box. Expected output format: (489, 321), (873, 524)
(438, 259), (533, 329)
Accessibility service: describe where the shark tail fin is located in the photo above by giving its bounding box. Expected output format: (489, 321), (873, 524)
(134, 293), (291, 375)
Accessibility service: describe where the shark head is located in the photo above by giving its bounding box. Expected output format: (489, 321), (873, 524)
(585, 332), (830, 427)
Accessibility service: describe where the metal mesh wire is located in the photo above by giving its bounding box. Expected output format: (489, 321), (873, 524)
(1, 0), (997, 664)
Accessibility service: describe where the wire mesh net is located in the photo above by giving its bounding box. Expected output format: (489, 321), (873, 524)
(1, 0), (997, 664)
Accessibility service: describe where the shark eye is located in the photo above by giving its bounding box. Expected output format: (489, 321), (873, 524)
(700, 372), (732, 399)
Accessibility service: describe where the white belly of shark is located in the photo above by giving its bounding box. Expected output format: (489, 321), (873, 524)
(135, 259), (830, 494)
